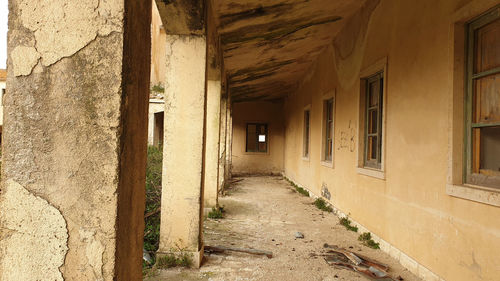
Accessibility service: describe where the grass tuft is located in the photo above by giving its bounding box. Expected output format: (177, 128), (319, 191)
(358, 232), (380, 249)
(340, 217), (358, 232)
(208, 206), (224, 219)
(314, 198), (333, 212)
(156, 253), (193, 269)
(284, 177), (310, 197)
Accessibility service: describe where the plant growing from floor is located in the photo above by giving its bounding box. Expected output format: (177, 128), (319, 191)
(339, 217), (358, 232)
(314, 198), (333, 212)
(208, 206), (224, 219)
(156, 252), (193, 269)
(285, 177), (309, 197)
(295, 186), (310, 196)
(358, 232), (380, 249)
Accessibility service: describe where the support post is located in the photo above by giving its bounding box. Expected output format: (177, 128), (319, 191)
(159, 35), (207, 268)
(218, 96), (228, 192)
(204, 79), (221, 208)
(0, 0), (151, 280)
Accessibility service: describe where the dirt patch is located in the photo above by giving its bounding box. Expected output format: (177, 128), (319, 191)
(147, 176), (420, 281)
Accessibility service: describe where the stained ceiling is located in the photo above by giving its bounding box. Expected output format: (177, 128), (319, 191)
(211, 0), (365, 102)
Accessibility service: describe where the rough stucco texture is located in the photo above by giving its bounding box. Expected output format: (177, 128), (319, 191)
(0, 180), (68, 281)
(3, 0), (126, 279)
(12, 0), (123, 76)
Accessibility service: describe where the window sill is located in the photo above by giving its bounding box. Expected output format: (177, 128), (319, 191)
(321, 161), (334, 168)
(446, 184), (500, 207)
(243, 151), (269, 156)
(357, 167), (385, 180)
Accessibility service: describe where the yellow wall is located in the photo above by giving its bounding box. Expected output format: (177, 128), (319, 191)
(282, 1), (500, 280)
(232, 101), (285, 175)
(150, 1), (166, 87)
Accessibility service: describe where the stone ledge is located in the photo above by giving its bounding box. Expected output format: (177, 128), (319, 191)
(446, 184), (500, 207)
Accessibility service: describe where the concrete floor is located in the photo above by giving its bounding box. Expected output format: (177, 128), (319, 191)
(146, 176), (421, 281)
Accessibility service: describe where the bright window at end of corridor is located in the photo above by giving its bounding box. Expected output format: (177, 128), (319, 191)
(465, 7), (500, 188)
(246, 123), (268, 153)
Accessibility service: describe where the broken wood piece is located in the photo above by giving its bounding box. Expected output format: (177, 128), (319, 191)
(324, 244), (389, 271)
(144, 207), (161, 219)
(205, 245), (273, 258)
(230, 179), (244, 184)
(326, 249), (362, 265)
(322, 244), (393, 280)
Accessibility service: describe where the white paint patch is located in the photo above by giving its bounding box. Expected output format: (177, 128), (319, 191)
(79, 228), (105, 281)
(0, 180), (68, 281)
(13, 0), (123, 74)
(11, 46), (40, 76)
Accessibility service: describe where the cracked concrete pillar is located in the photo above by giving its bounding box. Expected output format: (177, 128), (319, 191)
(204, 79), (222, 208)
(0, 0), (151, 280)
(218, 96), (228, 192)
(159, 34), (207, 268)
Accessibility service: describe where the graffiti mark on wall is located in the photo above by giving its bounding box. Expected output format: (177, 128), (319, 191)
(338, 120), (356, 152)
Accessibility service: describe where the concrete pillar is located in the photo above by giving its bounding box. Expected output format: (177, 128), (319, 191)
(159, 35), (206, 268)
(225, 101), (233, 182)
(204, 80), (221, 208)
(218, 97), (228, 192)
(0, 1), (151, 280)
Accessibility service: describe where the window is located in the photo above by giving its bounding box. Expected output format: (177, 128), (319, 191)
(465, 7), (500, 188)
(303, 109), (310, 158)
(363, 72), (383, 169)
(323, 98), (334, 162)
(246, 123), (268, 153)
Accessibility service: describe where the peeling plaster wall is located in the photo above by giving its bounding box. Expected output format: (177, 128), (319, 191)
(0, 180), (68, 281)
(1, 0), (151, 279)
(232, 101), (285, 175)
(282, 1), (500, 280)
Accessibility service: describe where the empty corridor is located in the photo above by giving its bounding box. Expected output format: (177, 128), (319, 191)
(148, 176), (421, 281)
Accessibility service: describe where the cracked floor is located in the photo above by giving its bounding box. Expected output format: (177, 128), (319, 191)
(145, 176), (421, 281)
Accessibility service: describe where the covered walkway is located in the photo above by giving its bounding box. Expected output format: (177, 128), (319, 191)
(148, 176), (419, 281)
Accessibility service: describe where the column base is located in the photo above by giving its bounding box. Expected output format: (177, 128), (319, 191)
(157, 245), (204, 268)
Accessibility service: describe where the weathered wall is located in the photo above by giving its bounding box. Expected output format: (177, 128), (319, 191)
(0, 0), (151, 280)
(282, 1), (500, 281)
(150, 0), (166, 87)
(232, 101), (284, 175)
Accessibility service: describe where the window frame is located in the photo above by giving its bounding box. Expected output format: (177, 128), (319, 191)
(320, 95), (335, 166)
(464, 7), (500, 188)
(245, 123), (268, 153)
(363, 72), (384, 170)
(356, 57), (387, 179)
(303, 106), (311, 160)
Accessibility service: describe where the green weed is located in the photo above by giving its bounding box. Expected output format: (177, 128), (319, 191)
(358, 232), (380, 249)
(208, 206), (224, 219)
(156, 253), (193, 269)
(314, 198), (333, 212)
(284, 177), (309, 196)
(340, 217), (358, 232)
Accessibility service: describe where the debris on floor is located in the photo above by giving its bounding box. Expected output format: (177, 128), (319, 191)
(205, 245), (273, 258)
(321, 243), (393, 280)
(295, 232), (304, 239)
